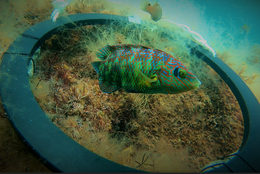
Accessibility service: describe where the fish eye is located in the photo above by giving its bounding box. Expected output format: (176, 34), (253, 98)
(148, 3), (151, 6)
(179, 69), (187, 78)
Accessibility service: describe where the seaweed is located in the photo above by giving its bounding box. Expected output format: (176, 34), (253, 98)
(29, 20), (244, 172)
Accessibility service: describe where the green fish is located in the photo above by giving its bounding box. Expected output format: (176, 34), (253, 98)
(91, 44), (201, 94)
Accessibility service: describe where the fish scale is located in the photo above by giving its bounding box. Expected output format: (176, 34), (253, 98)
(91, 44), (201, 94)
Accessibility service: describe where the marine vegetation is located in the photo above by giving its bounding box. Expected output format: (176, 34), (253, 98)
(30, 21), (244, 173)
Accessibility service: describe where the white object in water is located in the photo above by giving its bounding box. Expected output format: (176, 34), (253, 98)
(162, 19), (216, 57)
(51, 0), (71, 22)
(128, 16), (142, 24)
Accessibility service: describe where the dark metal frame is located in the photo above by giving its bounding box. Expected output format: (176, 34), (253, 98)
(0, 13), (259, 172)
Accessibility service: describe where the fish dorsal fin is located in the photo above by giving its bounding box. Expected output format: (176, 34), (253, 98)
(99, 78), (121, 94)
(113, 44), (152, 50)
(96, 44), (153, 61)
(96, 45), (115, 60)
(97, 44), (151, 60)
(135, 44), (152, 50)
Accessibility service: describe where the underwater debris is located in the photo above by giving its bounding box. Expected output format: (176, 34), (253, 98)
(135, 153), (154, 168)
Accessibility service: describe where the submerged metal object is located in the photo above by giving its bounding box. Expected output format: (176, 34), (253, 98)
(0, 13), (259, 172)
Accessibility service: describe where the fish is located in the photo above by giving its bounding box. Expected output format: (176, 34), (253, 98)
(91, 44), (201, 94)
(140, 0), (162, 22)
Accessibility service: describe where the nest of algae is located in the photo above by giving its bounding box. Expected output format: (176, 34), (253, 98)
(29, 16), (244, 173)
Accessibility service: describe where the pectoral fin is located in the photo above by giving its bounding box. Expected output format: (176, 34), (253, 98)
(135, 68), (158, 87)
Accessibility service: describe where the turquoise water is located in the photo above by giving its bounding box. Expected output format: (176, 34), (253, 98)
(157, 0), (260, 45)
(194, 0), (260, 43)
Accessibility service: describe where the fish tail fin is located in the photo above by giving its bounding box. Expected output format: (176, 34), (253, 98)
(91, 61), (102, 73)
(96, 45), (114, 60)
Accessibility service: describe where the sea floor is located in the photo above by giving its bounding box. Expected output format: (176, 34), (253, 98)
(27, 26), (244, 172)
(0, 102), (50, 172)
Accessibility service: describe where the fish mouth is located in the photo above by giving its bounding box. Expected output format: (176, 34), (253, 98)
(191, 78), (201, 89)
